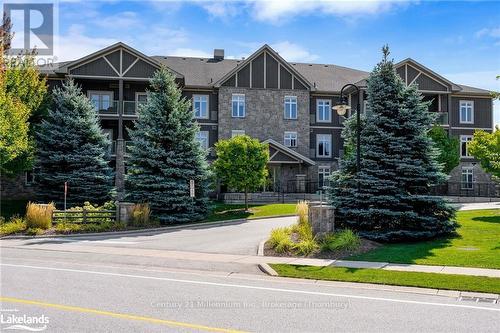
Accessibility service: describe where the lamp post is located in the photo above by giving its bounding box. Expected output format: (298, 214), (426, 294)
(333, 84), (361, 178)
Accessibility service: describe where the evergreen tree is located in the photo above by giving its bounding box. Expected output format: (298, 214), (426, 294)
(329, 46), (456, 242)
(126, 67), (209, 223)
(36, 80), (114, 206)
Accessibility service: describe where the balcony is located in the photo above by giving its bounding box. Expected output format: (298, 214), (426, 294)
(97, 101), (119, 115)
(434, 112), (448, 125)
(96, 101), (143, 116)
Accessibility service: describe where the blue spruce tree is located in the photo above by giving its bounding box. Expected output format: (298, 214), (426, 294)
(126, 67), (209, 223)
(329, 46), (457, 242)
(36, 80), (114, 206)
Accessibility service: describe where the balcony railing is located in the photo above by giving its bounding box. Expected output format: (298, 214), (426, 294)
(434, 112), (449, 125)
(96, 101), (142, 116)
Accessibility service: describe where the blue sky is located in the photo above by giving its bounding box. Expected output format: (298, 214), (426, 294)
(33, 1), (500, 123)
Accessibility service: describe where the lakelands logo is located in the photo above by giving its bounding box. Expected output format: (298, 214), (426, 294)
(1, 312), (50, 332)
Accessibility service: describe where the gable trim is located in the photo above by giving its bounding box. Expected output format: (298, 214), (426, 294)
(396, 58), (458, 91)
(264, 139), (315, 166)
(214, 44), (315, 91)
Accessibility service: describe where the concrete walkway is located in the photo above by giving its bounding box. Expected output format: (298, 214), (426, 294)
(3, 239), (499, 278)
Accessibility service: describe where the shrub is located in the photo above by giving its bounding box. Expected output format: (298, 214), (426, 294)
(269, 227), (294, 253)
(25, 202), (55, 229)
(296, 200), (308, 226)
(320, 229), (361, 252)
(293, 239), (319, 256)
(131, 203), (151, 227)
(55, 221), (127, 234)
(25, 227), (45, 236)
(0, 216), (27, 235)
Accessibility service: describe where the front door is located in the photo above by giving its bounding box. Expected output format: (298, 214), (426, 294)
(266, 165), (282, 192)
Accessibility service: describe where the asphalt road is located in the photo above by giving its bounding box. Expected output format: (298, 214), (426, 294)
(1, 250), (499, 333)
(2, 216), (297, 255)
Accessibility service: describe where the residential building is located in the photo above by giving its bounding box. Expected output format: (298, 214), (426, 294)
(2, 43), (495, 200)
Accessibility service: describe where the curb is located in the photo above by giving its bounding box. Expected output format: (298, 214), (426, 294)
(258, 263), (278, 276)
(257, 239), (266, 256)
(1, 214), (297, 240)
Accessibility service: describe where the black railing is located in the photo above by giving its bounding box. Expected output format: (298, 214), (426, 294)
(430, 182), (499, 198)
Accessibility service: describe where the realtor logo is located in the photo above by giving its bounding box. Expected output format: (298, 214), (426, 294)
(3, 2), (53, 55)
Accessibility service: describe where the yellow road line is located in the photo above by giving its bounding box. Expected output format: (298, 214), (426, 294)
(0, 297), (248, 333)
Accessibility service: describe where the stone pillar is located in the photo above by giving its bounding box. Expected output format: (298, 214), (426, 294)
(116, 79), (125, 200)
(308, 204), (335, 236)
(117, 202), (135, 225)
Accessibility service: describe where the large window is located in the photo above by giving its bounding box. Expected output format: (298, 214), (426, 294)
(88, 91), (113, 111)
(231, 130), (245, 137)
(316, 99), (331, 122)
(284, 132), (297, 147)
(284, 96), (297, 119)
(318, 166), (331, 188)
(193, 95), (209, 119)
(460, 135), (473, 158)
(459, 100), (474, 124)
(232, 94), (245, 118)
(461, 167), (474, 190)
(195, 131), (209, 149)
(316, 134), (332, 158)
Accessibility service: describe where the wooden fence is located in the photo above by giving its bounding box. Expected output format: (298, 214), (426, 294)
(52, 209), (116, 224)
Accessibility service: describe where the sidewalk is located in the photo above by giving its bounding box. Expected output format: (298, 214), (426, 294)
(4, 241), (500, 278)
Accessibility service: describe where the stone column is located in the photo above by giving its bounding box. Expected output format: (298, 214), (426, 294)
(115, 79), (125, 200)
(308, 204), (335, 236)
(117, 202), (135, 225)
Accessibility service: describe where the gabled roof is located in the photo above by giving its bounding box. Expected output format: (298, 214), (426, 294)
(263, 139), (315, 166)
(213, 44), (316, 91)
(55, 42), (183, 79)
(395, 58), (460, 91)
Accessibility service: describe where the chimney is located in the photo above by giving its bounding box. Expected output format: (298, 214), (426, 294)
(213, 49), (224, 61)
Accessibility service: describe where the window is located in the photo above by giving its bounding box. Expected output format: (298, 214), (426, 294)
(284, 96), (298, 119)
(460, 135), (473, 158)
(88, 91), (113, 111)
(196, 131), (209, 150)
(459, 100), (474, 124)
(316, 99), (331, 122)
(232, 94), (245, 118)
(284, 132), (297, 147)
(231, 130), (245, 137)
(25, 169), (36, 185)
(193, 95), (209, 119)
(316, 134), (332, 158)
(461, 167), (474, 190)
(135, 92), (147, 112)
(318, 166), (331, 188)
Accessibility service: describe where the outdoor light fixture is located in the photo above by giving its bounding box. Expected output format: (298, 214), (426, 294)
(333, 84), (361, 185)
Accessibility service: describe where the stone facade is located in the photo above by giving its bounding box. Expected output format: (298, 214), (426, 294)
(1, 173), (36, 200)
(218, 87), (311, 157)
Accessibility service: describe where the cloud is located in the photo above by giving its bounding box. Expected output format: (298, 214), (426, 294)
(196, 0), (416, 23)
(475, 26), (500, 39)
(271, 41), (319, 62)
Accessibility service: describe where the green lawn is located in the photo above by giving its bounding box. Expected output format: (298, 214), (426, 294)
(204, 203), (296, 222)
(349, 209), (500, 269)
(271, 264), (500, 294)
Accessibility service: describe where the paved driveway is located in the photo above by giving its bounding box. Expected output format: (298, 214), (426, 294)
(6, 216), (297, 256)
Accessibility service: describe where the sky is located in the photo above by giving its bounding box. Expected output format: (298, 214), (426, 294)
(10, 0), (500, 124)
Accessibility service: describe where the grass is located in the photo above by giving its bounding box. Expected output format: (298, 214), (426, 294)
(271, 264), (500, 294)
(0, 217), (27, 236)
(320, 229), (361, 252)
(349, 209), (500, 269)
(204, 203), (296, 222)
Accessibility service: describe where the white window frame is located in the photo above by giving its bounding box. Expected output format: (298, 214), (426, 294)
(232, 94), (245, 118)
(88, 90), (114, 111)
(284, 131), (298, 147)
(284, 96), (298, 120)
(316, 99), (331, 123)
(193, 94), (209, 119)
(231, 130), (245, 137)
(196, 131), (209, 150)
(459, 100), (474, 124)
(318, 166), (331, 187)
(135, 92), (147, 112)
(461, 167), (474, 190)
(460, 135), (473, 158)
(316, 134), (332, 158)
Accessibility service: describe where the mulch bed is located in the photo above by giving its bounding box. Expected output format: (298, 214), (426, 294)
(264, 237), (380, 260)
